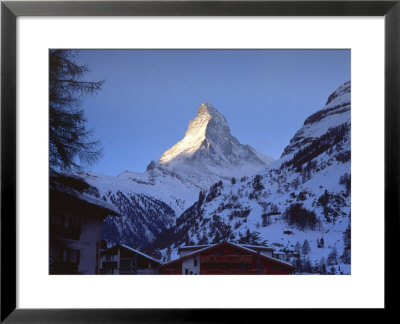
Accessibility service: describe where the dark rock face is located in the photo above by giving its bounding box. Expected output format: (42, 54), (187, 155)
(146, 160), (157, 171)
(304, 103), (350, 126)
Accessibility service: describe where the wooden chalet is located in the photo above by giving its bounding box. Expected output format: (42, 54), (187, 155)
(50, 173), (120, 274)
(100, 244), (161, 274)
(159, 241), (294, 275)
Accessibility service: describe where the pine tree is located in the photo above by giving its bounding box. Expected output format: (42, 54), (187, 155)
(50, 49), (104, 171)
(292, 177), (300, 190)
(212, 231), (221, 244)
(294, 241), (301, 254)
(339, 172), (351, 195)
(198, 190), (205, 206)
(319, 257), (326, 274)
(291, 259), (297, 272)
(166, 246), (172, 262)
(327, 246), (338, 265)
(304, 258), (313, 273)
(302, 239), (311, 255)
(313, 260), (320, 273)
(252, 175), (264, 191)
(343, 224), (351, 248)
(341, 249), (351, 265)
(340, 224), (351, 264)
(262, 214), (271, 227)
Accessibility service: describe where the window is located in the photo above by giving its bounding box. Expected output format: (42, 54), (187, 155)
(63, 248), (68, 262)
(65, 216), (71, 228)
(194, 258), (198, 267)
(70, 249), (80, 264)
(185, 268), (189, 275)
(52, 213), (81, 240)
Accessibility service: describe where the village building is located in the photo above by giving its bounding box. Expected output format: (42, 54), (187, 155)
(50, 173), (120, 274)
(159, 241), (294, 275)
(100, 244), (161, 274)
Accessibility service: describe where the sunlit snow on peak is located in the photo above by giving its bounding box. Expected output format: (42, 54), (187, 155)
(159, 103), (213, 165)
(159, 103), (273, 177)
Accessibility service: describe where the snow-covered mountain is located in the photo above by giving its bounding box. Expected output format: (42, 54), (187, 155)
(159, 103), (273, 182)
(79, 102), (274, 249)
(82, 162), (202, 215)
(79, 165), (201, 249)
(148, 82), (351, 274)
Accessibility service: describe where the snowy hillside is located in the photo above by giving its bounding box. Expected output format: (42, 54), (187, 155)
(78, 166), (201, 248)
(148, 82), (351, 274)
(82, 162), (203, 215)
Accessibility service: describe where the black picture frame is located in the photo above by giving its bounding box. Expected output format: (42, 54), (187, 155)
(1, 0), (398, 322)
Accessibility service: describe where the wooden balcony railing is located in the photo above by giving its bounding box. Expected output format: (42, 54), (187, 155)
(200, 255), (253, 264)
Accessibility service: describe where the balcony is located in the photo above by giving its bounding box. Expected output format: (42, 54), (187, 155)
(102, 261), (117, 270)
(200, 255), (253, 264)
(51, 223), (81, 241)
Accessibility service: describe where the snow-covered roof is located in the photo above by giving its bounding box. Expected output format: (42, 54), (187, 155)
(103, 244), (161, 264)
(178, 244), (210, 251)
(177, 244), (218, 259)
(239, 244), (273, 251)
(161, 242), (294, 269)
(120, 244), (161, 264)
(50, 173), (120, 217)
(228, 242), (293, 267)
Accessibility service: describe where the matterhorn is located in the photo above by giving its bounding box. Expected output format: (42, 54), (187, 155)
(159, 102), (273, 181)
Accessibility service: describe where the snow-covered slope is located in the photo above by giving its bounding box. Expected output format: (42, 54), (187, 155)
(78, 165), (202, 248)
(149, 82), (351, 274)
(82, 162), (202, 215)
(160, 103), (273, 181)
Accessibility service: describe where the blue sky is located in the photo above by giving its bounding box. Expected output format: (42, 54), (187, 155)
(75, 49), (350, 176)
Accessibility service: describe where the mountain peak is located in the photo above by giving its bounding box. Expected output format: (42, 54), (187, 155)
(198, 102), (220, 116)
(159, 103), (273, 178)
(197, 102), (214, 114)
(159, 103), (229, 165)
(197, 102), (229, 128)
